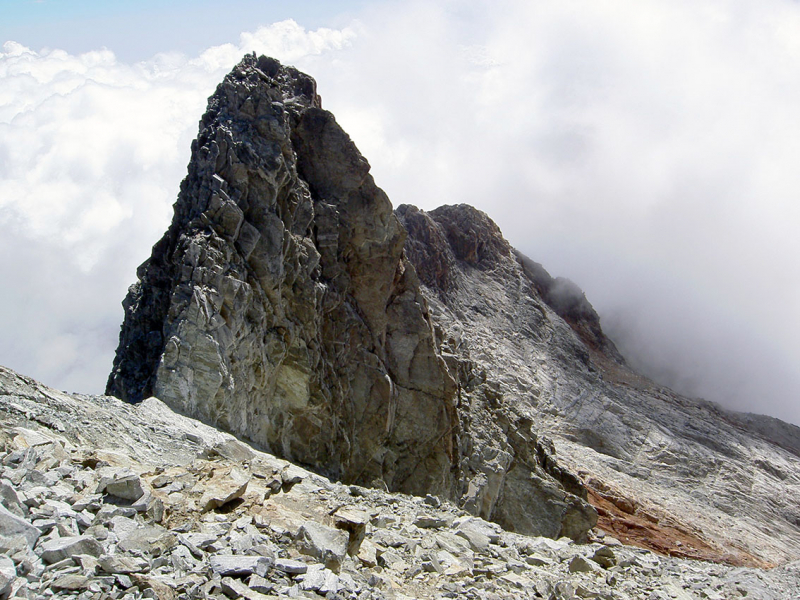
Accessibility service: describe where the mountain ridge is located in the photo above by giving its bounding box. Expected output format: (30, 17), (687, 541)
(103, 55), (800, 568)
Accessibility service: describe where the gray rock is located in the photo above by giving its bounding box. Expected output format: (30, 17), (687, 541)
(333, 507), (368, 556)
(0, 504), (39, 548)
(51, 574), (90, 591)
(209, 555), (270, 577)
(0, 480), (25, 517)
(295, 522), (348, 572)
(96, 468), (144, 501)
(591, 546), (617, 569)
(117, 525), (176, 557)
(220, 577), (276, 600)
(414, 515), (448, 529)
(274, 558), (307, 575)
(98, 554), (150, 574)
(39, 535), (104, 564)
(199, 467), (249, 511)
(0, 556), (16, 598)
(569, 555), (600, 574)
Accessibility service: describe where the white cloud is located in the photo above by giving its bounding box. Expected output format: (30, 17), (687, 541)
(0, 20), (354, 392)
(2, 4), (799, 425)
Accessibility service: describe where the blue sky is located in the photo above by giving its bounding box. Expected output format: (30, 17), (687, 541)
(1, 0), (364, 60)
(2, 0), (800, 425)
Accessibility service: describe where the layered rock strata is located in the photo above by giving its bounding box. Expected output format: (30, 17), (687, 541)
(106, 55), (594, 539)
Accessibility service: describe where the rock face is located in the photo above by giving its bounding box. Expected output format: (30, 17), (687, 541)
(396, 203), (800, 567)
(107, 55), (458, 499)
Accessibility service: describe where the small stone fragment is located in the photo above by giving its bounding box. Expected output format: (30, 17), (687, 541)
(569, 555), (600, 574)
(414, 515), (448, 529)
(295, 522), (348, 572)
(209, 555), (270, 577)
(333, 507), (368, 556)
(97, 468), (145, 501)
(99, 554), (150, 574)
(0, 504), (39, 548)
(0, 556), (16, 597)
(591, 545), (617, 569)
(274, 558), (307, 574)
(51, 574), (90, 591)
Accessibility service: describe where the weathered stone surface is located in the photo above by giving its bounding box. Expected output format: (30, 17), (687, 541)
(199, 466), (249, 511)
(96, 467), (144, 501)
(39, 535), (103, 564)
(1, 363), (800, 600)
(274, 558), (307, 574)
(51, 573), (89, 591)
(98, 553), (150, 574)
(209, 555), (270, 577)
(0, 504), (39, 548)
(106, 55), (458, 500)
(0, 556), (15, 598)
(296, 522), (348, 572)
(397, 203), (800, 565)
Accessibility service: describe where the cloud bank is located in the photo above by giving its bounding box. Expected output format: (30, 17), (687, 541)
(2, 1), (799, 425)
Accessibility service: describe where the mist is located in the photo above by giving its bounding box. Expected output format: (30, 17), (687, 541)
(1, 0), (799, 425)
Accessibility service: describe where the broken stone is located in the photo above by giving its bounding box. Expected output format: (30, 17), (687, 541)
(0, 505), (39, 548)
(209, 555), (271, 577)
(96, 468), (145, 501)
(295, 522), (348, 572)
(38, 535), (103, 564)
(357, 539), (378, 568)
(0, 556), (16, 598)
(414, 515), (448, 529)
(569, 555), (600, 574)
(274, 558), (307, 574)
(118, 525), (176, 557)
(200, 467), (250, 511)
(219, 577), (274, 600)
(51, 574), (90, 591)
(333, 507), (368, 556)
(98, 554), (150, 574)
(591, 546), (617, 569)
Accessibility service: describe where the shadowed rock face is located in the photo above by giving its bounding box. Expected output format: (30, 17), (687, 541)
(107, 55), (597, 541)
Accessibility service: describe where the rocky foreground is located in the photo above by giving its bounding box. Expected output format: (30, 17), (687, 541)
(2, 366), (799, 600)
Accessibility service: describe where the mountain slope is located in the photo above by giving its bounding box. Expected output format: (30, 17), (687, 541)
(397, 203), (800, 566)
(3, 364), (799, 599)
(106, 55), (595, 541)
(106, 55), (800, 566)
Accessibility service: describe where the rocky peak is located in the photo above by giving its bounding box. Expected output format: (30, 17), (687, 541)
(105, 55), (800, 566)
(107, 56), (597, 542)
(107, 54), (458, 500)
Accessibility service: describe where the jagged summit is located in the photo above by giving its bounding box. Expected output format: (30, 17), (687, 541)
(106, 55), (595, 540)
(106, 55), (800, 565)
